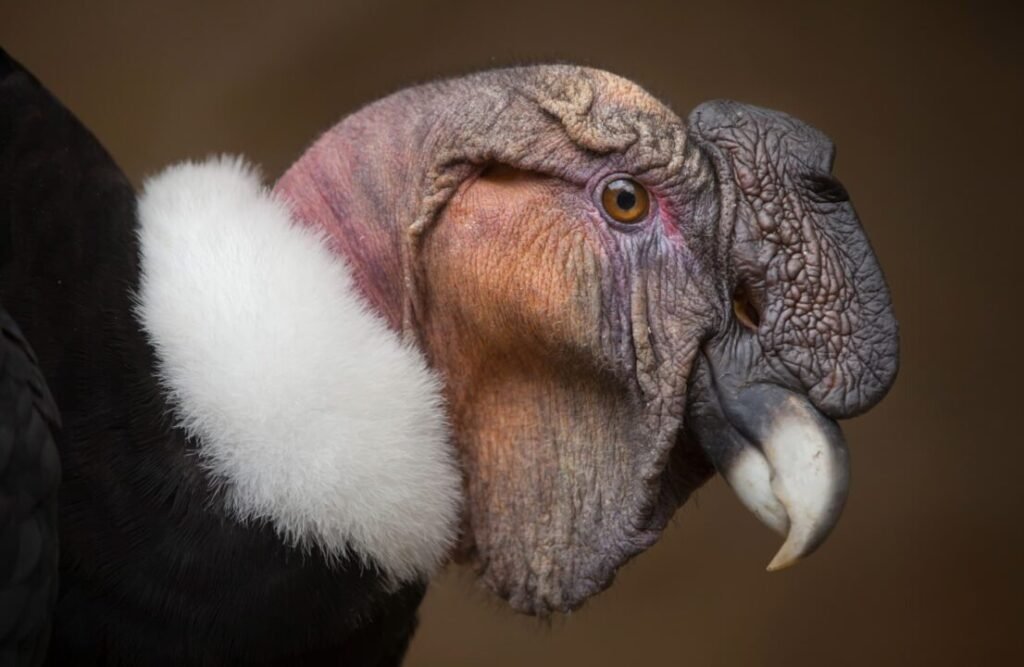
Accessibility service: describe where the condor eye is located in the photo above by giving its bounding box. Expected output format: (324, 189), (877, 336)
(601, 178), (650, 224)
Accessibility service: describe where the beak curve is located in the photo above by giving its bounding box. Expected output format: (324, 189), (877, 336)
(692, 359), (850, 571)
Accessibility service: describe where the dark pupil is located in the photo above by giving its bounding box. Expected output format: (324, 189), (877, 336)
(615, 189), (636, 211)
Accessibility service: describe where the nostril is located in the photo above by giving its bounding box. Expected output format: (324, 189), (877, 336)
(801, 172), (849, 203)
(732, 286), (761, 331)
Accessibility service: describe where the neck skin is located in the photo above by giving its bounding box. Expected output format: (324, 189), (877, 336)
(274, 122), (685, 612)
(274, 106), (422, 332)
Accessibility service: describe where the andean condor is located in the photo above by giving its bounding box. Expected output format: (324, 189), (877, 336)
(0, 48), (898, 665)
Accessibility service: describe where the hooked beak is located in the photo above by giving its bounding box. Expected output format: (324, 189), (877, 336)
(691, 356), (850, 571)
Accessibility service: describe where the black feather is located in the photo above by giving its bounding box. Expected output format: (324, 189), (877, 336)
(0, 306), (61, 667)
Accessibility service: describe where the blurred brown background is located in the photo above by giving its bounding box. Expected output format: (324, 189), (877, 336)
(3, 1), (1021, 664)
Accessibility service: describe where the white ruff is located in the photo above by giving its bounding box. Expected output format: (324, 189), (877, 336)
(134, 156), (461, 582)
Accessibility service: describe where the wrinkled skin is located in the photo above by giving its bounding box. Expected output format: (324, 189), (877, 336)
(690, 102), (897, 417)
(275, 66), (898, 614)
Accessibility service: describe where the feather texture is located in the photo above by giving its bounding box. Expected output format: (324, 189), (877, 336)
(135, 156), (461, 582)
(0, 307), (60, 667)
(0, 47), (439, 665)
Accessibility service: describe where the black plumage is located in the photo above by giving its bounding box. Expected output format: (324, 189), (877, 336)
(0, 307), (60, 667)
(0, 48), (423, 666)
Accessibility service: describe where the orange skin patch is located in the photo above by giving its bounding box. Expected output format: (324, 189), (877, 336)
(420, 167), (631, 578)
(424, 165), (604, 362)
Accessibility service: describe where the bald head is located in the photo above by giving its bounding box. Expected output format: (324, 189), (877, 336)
(274, 65), (897, 613)
(276, 65), (706, 325)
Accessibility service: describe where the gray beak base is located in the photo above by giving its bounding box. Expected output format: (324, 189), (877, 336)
(696, 370), (850, 571)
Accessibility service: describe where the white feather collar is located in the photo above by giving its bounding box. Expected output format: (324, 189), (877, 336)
(134, 156), (461, 582)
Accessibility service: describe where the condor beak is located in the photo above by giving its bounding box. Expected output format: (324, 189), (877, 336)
(693, 360), (851, 571)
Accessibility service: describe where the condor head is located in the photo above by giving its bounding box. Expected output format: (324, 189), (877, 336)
(273, 66), (898, 614)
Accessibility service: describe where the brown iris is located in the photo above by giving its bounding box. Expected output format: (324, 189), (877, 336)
(601, 178), (650, 224)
